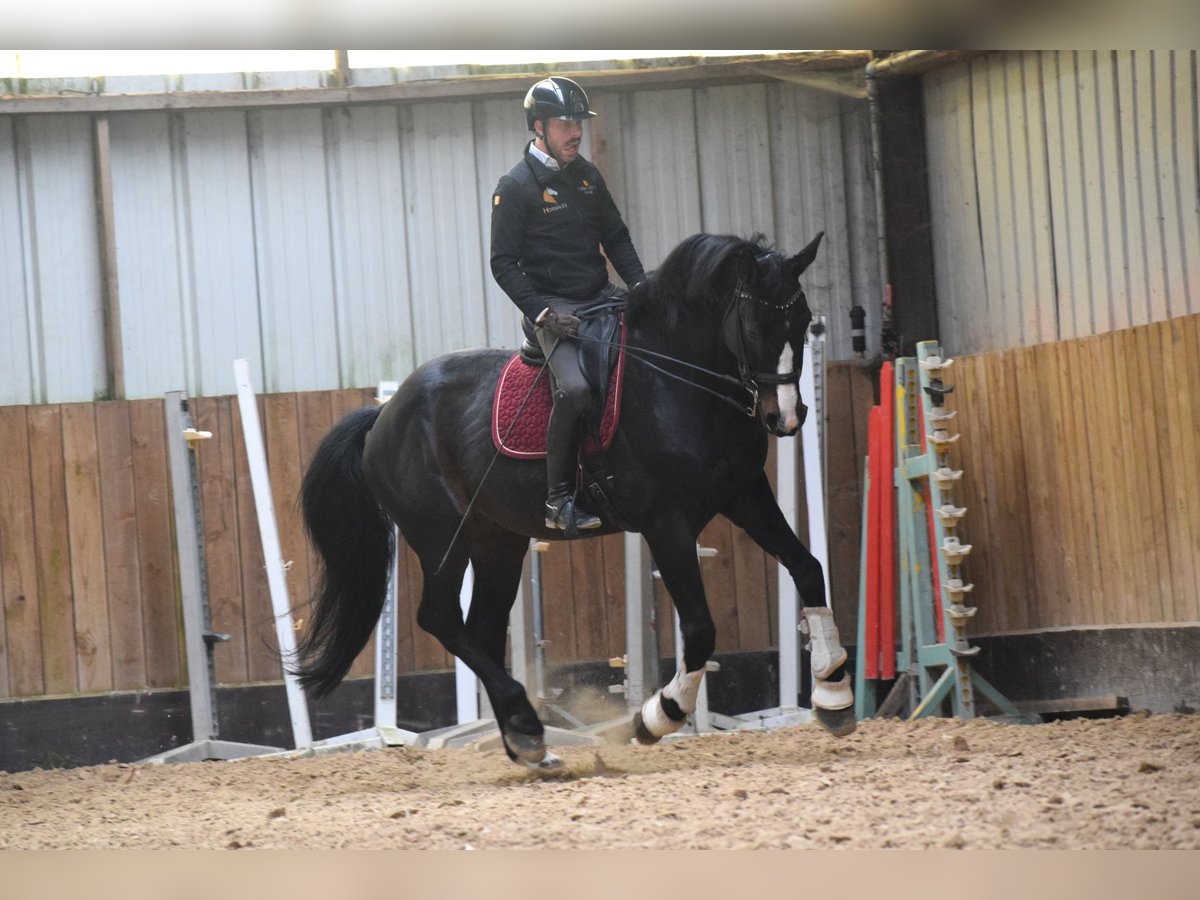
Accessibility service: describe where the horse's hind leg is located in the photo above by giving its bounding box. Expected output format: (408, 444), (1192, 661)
(723, 473), (856, 737)
(410, 533), (550, 768)
(464, 533), (556, 767)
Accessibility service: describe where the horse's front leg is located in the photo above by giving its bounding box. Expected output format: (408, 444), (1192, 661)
(633, 513), (716, 744)
(723, 472), (856, 737)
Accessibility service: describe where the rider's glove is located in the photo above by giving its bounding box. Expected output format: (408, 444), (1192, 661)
(536, 306), (581, 340)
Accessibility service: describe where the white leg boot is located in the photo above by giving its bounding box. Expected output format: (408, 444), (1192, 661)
(802, 607), (853, 712)
(635, 666), (706, 741)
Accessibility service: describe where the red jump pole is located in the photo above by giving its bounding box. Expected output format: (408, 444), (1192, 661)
(878, 362), (897, 680)
(863, 404), (882, 680)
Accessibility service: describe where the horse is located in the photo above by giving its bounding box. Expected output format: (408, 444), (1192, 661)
(292, 230), (856, 769)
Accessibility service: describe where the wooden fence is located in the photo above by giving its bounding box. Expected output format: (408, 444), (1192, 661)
(0, 364), (875, 701)
(950, 313), (1200, 633)
(5, 314), (1198, 705)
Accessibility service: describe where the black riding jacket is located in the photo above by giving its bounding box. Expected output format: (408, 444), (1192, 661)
(490, 143), (646, 321)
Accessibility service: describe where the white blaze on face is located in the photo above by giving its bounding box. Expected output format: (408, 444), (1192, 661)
(777, 341), (800, 432)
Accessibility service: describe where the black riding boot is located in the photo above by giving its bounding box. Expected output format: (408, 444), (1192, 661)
(545, 481), (601, 533)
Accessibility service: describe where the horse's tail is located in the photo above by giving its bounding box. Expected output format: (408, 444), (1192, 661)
(291, 404), (391, 698)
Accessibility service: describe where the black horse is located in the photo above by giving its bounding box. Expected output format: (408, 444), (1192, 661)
(293, 231), (856, 768)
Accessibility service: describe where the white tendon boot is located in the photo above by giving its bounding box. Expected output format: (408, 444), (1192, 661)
(635, 666), (706, 742)
(801, 607), (854, 721)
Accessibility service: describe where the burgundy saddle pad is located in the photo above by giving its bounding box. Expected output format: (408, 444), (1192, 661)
(491, 324), (626, 459)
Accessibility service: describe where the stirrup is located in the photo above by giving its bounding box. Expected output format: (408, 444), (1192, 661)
(545, 496), (601, 531)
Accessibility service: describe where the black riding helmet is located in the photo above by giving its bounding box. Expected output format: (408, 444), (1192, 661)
(523, 76), (597, 132)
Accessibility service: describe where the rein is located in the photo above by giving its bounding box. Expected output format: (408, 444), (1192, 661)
(574, 275), (804, 418)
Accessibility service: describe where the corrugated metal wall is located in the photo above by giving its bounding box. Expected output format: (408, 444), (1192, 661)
(1, 75), (879, 405)
(925, 50), (1200, 355)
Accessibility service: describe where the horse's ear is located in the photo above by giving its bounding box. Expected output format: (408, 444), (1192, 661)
(790, 231), (824, 276)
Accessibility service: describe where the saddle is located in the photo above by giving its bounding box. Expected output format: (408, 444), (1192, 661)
(491, 310), (625, 459)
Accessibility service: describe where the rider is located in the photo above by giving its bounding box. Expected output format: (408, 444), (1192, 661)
(490, 76), (646, 533)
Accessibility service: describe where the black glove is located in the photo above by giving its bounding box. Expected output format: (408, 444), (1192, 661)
(538, 308), (581, 340)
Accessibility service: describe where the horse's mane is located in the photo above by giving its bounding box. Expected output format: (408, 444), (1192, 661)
(628, 233), (769, 331)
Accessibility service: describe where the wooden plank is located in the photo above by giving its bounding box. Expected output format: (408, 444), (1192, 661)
(95, 401), (147, 690)
(730, 513), (772, 653)
(1182, 313), (1200, 619)
(0, 407), (43, 697)
(568, 535), (610, 662)
(599, 533), (627, 661)
(262, 393), (307, 617)
(1077, 335), (1131, 629)
(539, 541), (577, 668)
(1013, 346), (1061, 628)
(1042, 339), (1084, 626)
(1135, 323), (1177, 622)
(1092, 331), (1147, 626)
(1156, 318), (1198, 623)
(1135, 324), (1174, 622)
(1045, 341), (1093, 626)
(989, 349), (1034, 631)
(1014, 694), (1129, 716)
(698, 517), (740, 655)
(129, 399), (182, 688)
(1057, 340), (1103, 625)
(229, 393), (278, 683)
(953, 353), (1000, 633)
(61, 403), (113, 693)
(1109, 327), (1161, 624)
(27, 405), (77, 695)
(392, 540), (418, 675)
(191, 396), (249, 685)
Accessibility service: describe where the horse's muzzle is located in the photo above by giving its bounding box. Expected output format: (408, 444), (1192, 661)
(760, 396), (807, 437)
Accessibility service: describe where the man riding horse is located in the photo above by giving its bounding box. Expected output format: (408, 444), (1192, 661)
(490, 76), (646, 533)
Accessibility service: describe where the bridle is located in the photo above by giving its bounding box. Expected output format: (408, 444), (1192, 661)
(720, 264), (808, 416)
(576, 261), (808, 418)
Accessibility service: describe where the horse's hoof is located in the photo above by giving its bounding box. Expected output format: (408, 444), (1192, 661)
(815, 706), (857, 738)
(521, 750), (563, 773)
(632, 710), (661, 745)
(502, 730), (548, 765)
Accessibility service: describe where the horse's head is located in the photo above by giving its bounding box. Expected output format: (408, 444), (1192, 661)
(723, 232), (823, 437)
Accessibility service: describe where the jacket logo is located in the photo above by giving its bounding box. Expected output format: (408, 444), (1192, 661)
(541, 185), (567, 214)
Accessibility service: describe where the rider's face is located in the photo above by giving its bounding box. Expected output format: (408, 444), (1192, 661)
(537, 117), (583, 167)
